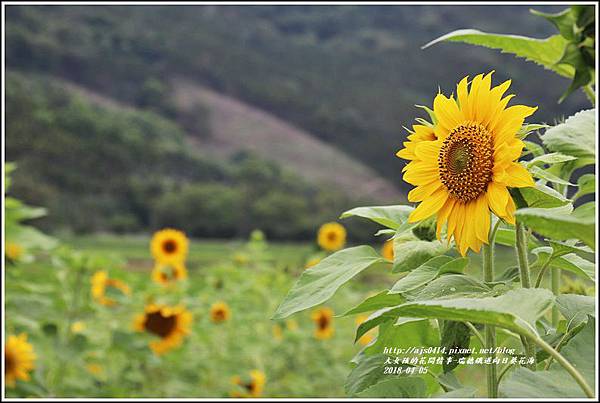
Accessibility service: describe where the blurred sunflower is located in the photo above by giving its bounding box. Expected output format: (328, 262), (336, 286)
(5, 242), (23, 262)
(151, 261), (188, 286)
(85, 363), (104, 377)
(210, 301), (231, 324)
(397, 72), (536, 255)
(305, 256), (322, 269)
(272, 324), (283, 341)
(311, 307), (334, 340)
(285, 319), (299, 331)
(133, 303), (192, 355)
(381, 240), (394, 261)
(355, 315), (376, 346)
(230, 369), (266, 398)
(70, 321), (86, 334)
(5, 333), (36, 388)
(150, 228), (189, 265)
(91, 271), (131, 306)
(317, 222), (346, 252)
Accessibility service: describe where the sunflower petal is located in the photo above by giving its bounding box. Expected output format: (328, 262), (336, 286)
(408, 188), (449, 223)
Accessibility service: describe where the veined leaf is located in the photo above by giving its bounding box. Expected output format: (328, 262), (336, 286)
(529, 165), (575, 186)
(363, 288), (554, 339)
(272, 246), (389, 319)
(389, 256), (454, 294)
(519, 183), (570, 208)
(340, 205), (414, 230)
(573, 174), (595, 201)
(393, 239), (448, 273)
(516, 205), (595, 249)
(342, 291), (405, 317)
(526, 152), (577, 168)
(555, 294), (595, 330)
(541, 109), (595, 161)
(423, 30), (573, 78)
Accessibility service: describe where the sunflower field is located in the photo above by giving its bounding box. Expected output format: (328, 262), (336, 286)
(3, 4), (598, 400)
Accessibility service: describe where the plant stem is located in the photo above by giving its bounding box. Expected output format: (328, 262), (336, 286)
(530, 335), (594, 398)
(533, 258), (552, 288)
(483, 228), (498, 398)
(583, 84), (596, 105)
(551, 268), (561, 327)
(465, 321), (485, 347)
(515, 220), (536, 370)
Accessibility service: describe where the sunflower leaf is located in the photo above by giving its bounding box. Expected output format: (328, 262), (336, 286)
(393, 240), (449, 273)
(389, 256), (455, 294)
(272, 246), (390, 319)
(342, 291), (405, 317)
(540, 109), (595, 162)
(422, 30), (573, 78)
(340, 205), (414, 230)
(573, 174), (595, 201)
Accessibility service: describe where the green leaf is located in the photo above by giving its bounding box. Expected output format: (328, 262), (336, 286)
(423, 30), (572, 77)
(518, 124), (550, 140)
(393, 240), (448, 273)
(357, 377), (428, 398)
(368, 288), (554, 339)
(555, 294), (595, 330)
(523, 140), (545, 157)
(500, 317), (595, 398)
(272, 246), (389, 319)
(342, 291), (405, 317)
(527, 152), (577, 168)
(516, 205), (595, 249)
(440, 321), (471, 372)
(529, 165), (575, 186)
(402, 274), (491, 301)
(340, 205), (413, 230)
(390, 256), (454, 294)
(531, 245), (595, 282)
(541, 109), (595, 161)
(573, 174), (595, 201)
(531, 8), (577, 41)
(436, 387), (478, 398)
(519, 183), (570, 208)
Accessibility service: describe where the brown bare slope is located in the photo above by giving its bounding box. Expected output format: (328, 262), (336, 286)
(171, 78), (403, 202)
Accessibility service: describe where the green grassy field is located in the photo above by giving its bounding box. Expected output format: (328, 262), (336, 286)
(6, 232), (543, 397)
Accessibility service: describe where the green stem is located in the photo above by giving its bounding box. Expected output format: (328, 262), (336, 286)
(515, 220), (536, 370)
(531, 336), (594, 398)
(497, 363), (514, 385)
(583, 84), (596, 105)
(533, 259), (552, 288)
(551, 268), (561, 327)
(483, 224), (498, 398)
(465, 321), (485, 347)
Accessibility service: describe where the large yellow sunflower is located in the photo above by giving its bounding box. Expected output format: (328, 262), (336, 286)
(133, 303), (192, 355)
(311, 307), (335, 340)
(5, 333), (36, 388)
(210, 301), (231, 324)
(91, 271), (131, 306)
(317, 222), (346, 252)
(230, 369), (266, 398)
(151, 262), (188, 286)
(397, 72), (536, 255)
(150, 228), (189, 265)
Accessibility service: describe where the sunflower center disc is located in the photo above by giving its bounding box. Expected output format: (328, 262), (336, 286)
(438, 122), (493, 202)
(162, 239), (177, 254)
(144, 311), (177, 338)
(5, 352), (15, 374)
(318, 315), (330, 330)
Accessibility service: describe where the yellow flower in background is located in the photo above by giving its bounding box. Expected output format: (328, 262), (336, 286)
(311, 307), (334, 340)
(230, 369), (266, 398)
(305, 256), (322, 269)
(151, 261), (188, 286)
(133, 303), (192, 355)
(285, 319), (299, 331)
(397, 72), (536, 255)
(210, 301), (231, 324)
(560, 276), (594, 296)
(233, 253), (250, 265)
(150, 228), (189, 265)
(317, 222), (346, 252)
(86, 363), (104, 377)
(70, 321), (86, 334)
(381, 240), (394, 261)
(272, 324), (283, 341)
(6, 242), (23, 261)
(355, 315), (376, 346)
(91, 271), (131, 306)
(5, 333), (36, 388)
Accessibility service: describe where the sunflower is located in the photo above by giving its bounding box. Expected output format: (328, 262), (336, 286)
(311, 307), (334, 340)
(355, 314), (376, 346)
(210, 301), (231, 324)
(5, 333), (36, 388)
(91, 271), (131, 306)
(381, 240), (394, 261)
(150, 228), (189, 265)
(5, 242), (23, 261)
(317, 222), (346, 252)
(133, 303), (192, 355)
(151, 262), (188, 286)
(230, 369), (266, 398)
(70, 321), (86, 334)
(397, 72), (536, 255)
(272, 324), (283, 341)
